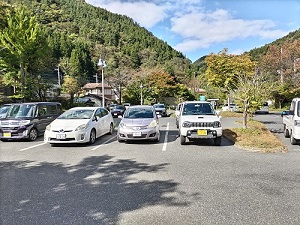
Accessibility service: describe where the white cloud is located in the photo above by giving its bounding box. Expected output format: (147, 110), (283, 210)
(171, 9), (288, 52)
(85, 0), (289, 55)
(85, 0), (168, 28)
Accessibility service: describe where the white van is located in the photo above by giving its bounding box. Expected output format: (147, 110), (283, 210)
(282, 98), (300, 145)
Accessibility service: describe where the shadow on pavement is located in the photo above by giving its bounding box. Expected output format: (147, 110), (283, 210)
(0, 156), (197, 225)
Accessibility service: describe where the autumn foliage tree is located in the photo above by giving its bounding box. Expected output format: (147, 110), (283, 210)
(61, 76), (80, 107)
(205, 49), (256, 106)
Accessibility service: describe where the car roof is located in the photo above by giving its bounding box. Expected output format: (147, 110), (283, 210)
(183, 101), (211, 104)
(69, 107), (103, 110)
(127, 105), (154, 109)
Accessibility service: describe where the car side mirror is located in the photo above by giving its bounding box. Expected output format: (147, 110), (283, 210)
(281, 111), (288, 117)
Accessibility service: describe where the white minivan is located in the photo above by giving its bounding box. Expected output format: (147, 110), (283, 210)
(282, 98), (300, 145)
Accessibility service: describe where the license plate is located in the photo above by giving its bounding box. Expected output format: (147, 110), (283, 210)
(3, 133), (11, 137)
(56, 134), (66, 139)
(114, 113), (117, 115)
(133, 132), (142, 137)
(197, 130), (207, 136)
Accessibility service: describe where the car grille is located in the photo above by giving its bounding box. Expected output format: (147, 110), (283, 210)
(127, 134), (147, 138)
(191, 122), (214, 127)
(49, 138), (75, 141)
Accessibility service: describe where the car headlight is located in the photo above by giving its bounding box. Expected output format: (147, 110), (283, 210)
(75, 124), (88, 131)
(213, 121), (221, 128)
(20, 120), (31, 126)
(119, 121), (127, 129)
(295, 120), (300, 126)
(46, 124), (51, 131)
(148, 120), (158, 128)
(182, 121), (192, 127)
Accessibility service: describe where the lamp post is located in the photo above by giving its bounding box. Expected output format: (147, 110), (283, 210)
(97, 58), (107, 107)
(140, 83), (143, 105)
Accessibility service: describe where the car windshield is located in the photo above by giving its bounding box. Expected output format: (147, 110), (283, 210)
(6, 104), (36, 118)
(115, 105), (124, 110)
(154, 104), (165, 108)
(0, 105), (11, 114)
(58, 109), (94, 119)
(182, 103), (215, 115)
(123, 108), (154, 118)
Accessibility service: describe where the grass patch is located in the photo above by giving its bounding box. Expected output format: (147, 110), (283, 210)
(220, 111), (243, 118)
(223, 120), (286, 153)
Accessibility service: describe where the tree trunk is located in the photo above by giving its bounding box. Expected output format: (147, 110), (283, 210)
(243, 100), (248, 129)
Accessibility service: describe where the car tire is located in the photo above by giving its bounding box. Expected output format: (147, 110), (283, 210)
(283, 125), (290, 138)
(89, 129), (96, 144)
(290, 133), (297, 145)
(28, 128), (38, 141)
(108, 123), (114, 135)
(180, 135), (186, 145)
(214, 136), (222, 146)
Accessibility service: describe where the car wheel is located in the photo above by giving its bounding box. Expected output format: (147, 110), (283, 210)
(28, 128), (38, 141)
(108, 123), (114, 135)
(283, 125), (290, 138)
(180, 135), (186, 145)
(290, 133), (297, 145)
(214, 136), (222, 146)
(89, 129), (96, 144)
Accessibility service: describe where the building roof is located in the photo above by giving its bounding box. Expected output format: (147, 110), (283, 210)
(83, 83), (111, 89)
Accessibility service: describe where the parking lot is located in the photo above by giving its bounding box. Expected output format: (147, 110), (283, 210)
(1, 115), (300, 225)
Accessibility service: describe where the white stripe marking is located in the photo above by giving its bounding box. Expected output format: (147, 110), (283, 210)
(91, 135), (116, 150)
(19, 142), (47, 152)
(162, 122), (169, 151)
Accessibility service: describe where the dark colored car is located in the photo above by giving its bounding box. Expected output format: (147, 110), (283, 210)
(110, 105), (126, 118)
(0, 102), (62, 141)
(153, 103), (167, 117)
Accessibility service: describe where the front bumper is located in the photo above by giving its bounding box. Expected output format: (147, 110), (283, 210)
(118, 127), (160, 141)
(44, 130), (91, 144)
(0, 125), (33, 140)
(180, 127), (222, 139)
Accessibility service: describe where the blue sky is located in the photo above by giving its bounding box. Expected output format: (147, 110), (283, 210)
(85, 0), (300, 62)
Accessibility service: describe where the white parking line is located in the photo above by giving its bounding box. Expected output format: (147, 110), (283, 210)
(162, 122), (169, 151)
(19, 142), (47, 152)
(91, 135), (117, 151)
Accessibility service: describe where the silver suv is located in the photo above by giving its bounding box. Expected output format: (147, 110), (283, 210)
(178, 101), (222, 145)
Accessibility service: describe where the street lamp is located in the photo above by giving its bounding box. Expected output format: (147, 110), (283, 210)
(140, 83), (143, 105)
(97, 58), (107, 107)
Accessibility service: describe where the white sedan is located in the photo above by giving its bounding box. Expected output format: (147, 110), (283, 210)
(44, 107), (114, 145)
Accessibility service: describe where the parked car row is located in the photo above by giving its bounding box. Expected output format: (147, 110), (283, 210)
(1, 100), (223, 146)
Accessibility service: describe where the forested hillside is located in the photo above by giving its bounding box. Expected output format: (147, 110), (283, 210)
(0, 0), (194, 103)
(0, 0), (299, 107)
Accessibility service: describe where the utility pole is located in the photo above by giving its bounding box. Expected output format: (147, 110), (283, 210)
(93, 73), (99, 83)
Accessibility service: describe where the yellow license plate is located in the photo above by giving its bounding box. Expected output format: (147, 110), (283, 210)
(3, 133), (11, 137)
(197, 130), (207, 136)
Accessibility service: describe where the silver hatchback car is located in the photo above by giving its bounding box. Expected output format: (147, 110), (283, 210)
(117, 105), (160, 142)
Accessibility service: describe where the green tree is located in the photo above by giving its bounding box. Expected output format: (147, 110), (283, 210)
(61, 76), (80, 107)
(0, 6), (50, 101)
(233, 73), (273, 128)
